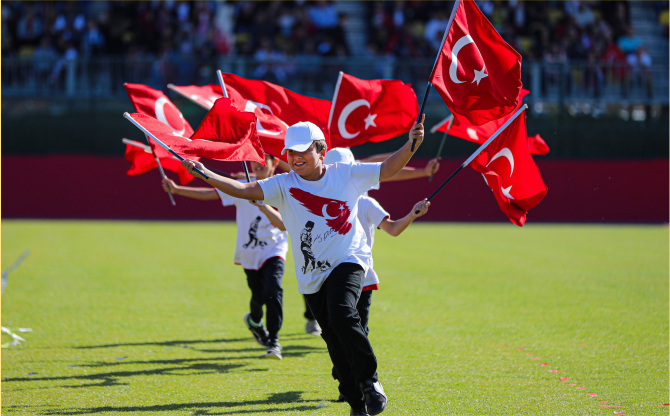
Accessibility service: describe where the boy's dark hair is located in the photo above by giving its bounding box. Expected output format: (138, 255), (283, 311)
(314, 140), (327, 153)
(305, 221), (315, 229)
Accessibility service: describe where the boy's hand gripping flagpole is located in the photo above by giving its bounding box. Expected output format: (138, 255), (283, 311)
(415, 104), (528, 214)
(216, 69), (253, 185)
(123, 113), (210, 180)
(429, 114), (454, 182)
(411, 0), (461, 152)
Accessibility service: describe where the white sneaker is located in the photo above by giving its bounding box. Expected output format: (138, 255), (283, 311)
(305, 319), (322, 336)
(265, 340), (282, 360)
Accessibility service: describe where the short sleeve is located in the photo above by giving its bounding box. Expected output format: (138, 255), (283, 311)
(215, 189), (238, 207)
(257, 174), (286, 208)
(350, 162), (381, 194)
(361, 196), (389, 229)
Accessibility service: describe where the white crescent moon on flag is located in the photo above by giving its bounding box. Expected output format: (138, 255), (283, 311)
(322, 204), (338, 220)
(244, 101), (288, 136)
(487, 147), (514, 176)
(338, 99), (370, 139)
(155, 96), (186, 135)
(449, 35), (486, 84)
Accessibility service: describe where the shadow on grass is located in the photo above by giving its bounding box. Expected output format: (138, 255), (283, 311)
(2, 362), (247, 388)
(37, 391), (323, 415)
(2, 345), (326, 389)
(74, 337), (251, 349)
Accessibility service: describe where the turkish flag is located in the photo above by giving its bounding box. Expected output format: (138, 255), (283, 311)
(329, 72), (419, 148)
(169, 84), (224, 110)
(469, 111), (547, 226)
(124, 83), (198, 162)
(124, 143), (195, 185)
(433, 89), (550, 156)
(221, 73), (332, 154)
(288, 187), (353, 235)
(126, 98), (266, 164)
(430, 0), (522, 126)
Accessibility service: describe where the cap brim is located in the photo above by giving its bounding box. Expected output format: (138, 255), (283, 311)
(281, 142), (312, 155)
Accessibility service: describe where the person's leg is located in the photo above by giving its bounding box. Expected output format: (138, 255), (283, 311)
(259, 257), (284, 342)
(244, 269), (264, 325)
(304, 268), (367, 410)
(244, 268), (269, 347)
(304, 296), (315, 320)
(357, 290), (373, 336)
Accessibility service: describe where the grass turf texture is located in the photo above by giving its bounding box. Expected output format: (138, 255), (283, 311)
(1, 220), (668, 415)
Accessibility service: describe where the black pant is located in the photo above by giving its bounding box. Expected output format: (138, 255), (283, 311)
(304, 263), (378, 408)
(244, 257), (284, 341)
(332, 290), (376, 381)
(304, 295), (315, 320)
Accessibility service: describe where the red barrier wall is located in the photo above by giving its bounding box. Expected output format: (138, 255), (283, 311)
(2, 156), (668, 223)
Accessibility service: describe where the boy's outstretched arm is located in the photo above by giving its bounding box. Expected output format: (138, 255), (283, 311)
(182, 159), (265, 201)
(382, 158), (440, 182)
(378, 199), (430, 237)
(162, 178), (220, 200)
(250, 201), (286, 231)
(379, 115), (425, 182)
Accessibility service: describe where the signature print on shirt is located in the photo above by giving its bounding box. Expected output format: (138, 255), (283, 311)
(299, 221), (332, 274)
(243, 216), (268, 249)
(289, 188), (353, 235)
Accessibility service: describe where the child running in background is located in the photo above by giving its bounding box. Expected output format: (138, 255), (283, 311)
(322, 147), (431, 402)
(181, 118), (426, 416)
(162, 154), (287, 360)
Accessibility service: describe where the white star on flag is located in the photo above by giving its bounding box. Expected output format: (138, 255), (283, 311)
(363, 113), (377, 130)
(472, 68), (488, 85)
(502, 185), (514, 199)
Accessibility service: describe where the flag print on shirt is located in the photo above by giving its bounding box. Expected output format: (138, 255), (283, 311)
(289, 188), (353, 235)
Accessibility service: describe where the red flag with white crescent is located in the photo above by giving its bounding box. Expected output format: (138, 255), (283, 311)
(430, 0), (522, 126)
(126, 98), (266, 164)
(124, 83), (199, 162)
(433, 89), (549, 155)
(221, 73), (332, 157)
(328, 72), (419, 148)
(469, 111), (547, 226)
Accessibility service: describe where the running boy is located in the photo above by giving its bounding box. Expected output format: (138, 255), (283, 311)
(181, 117), (425, 416)
(162, 154), (287, 360)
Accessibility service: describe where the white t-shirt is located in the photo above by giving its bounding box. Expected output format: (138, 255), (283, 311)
(216, 188), (289, 271)
(258, 162), (381, 294)
(357, 195), (390, 290)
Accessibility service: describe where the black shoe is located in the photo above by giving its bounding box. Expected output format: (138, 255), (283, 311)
(243, 313), (268, 347)
(337, 393), (347, 402)
(360, 380), (387, 415)
(350, 406), (369, 416)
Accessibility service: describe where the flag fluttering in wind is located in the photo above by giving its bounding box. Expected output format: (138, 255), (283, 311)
(124, 83), (200, 161)
(469, 110), (547, 226)
(221, 73), (332, 154)
(124, 141), (194, 184)
(432, 89), (549, 155)
(126, 97), (266, 164)
(430, 0), (522, 126)
(328, 72), (419, 148)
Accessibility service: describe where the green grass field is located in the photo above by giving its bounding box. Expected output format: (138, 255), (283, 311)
(1, 220), (668, 415)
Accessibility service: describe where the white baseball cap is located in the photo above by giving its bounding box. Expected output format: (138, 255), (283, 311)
(281, 121), (327, 155)
(323, 147), (355, 165)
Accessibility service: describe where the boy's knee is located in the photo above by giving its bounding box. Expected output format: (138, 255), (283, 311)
(329, 306), (358, 330)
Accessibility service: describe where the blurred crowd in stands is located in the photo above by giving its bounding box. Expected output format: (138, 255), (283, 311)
(1, 0), (667, 97)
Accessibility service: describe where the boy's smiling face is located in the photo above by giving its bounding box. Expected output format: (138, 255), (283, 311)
(287, 143), (326, 180)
